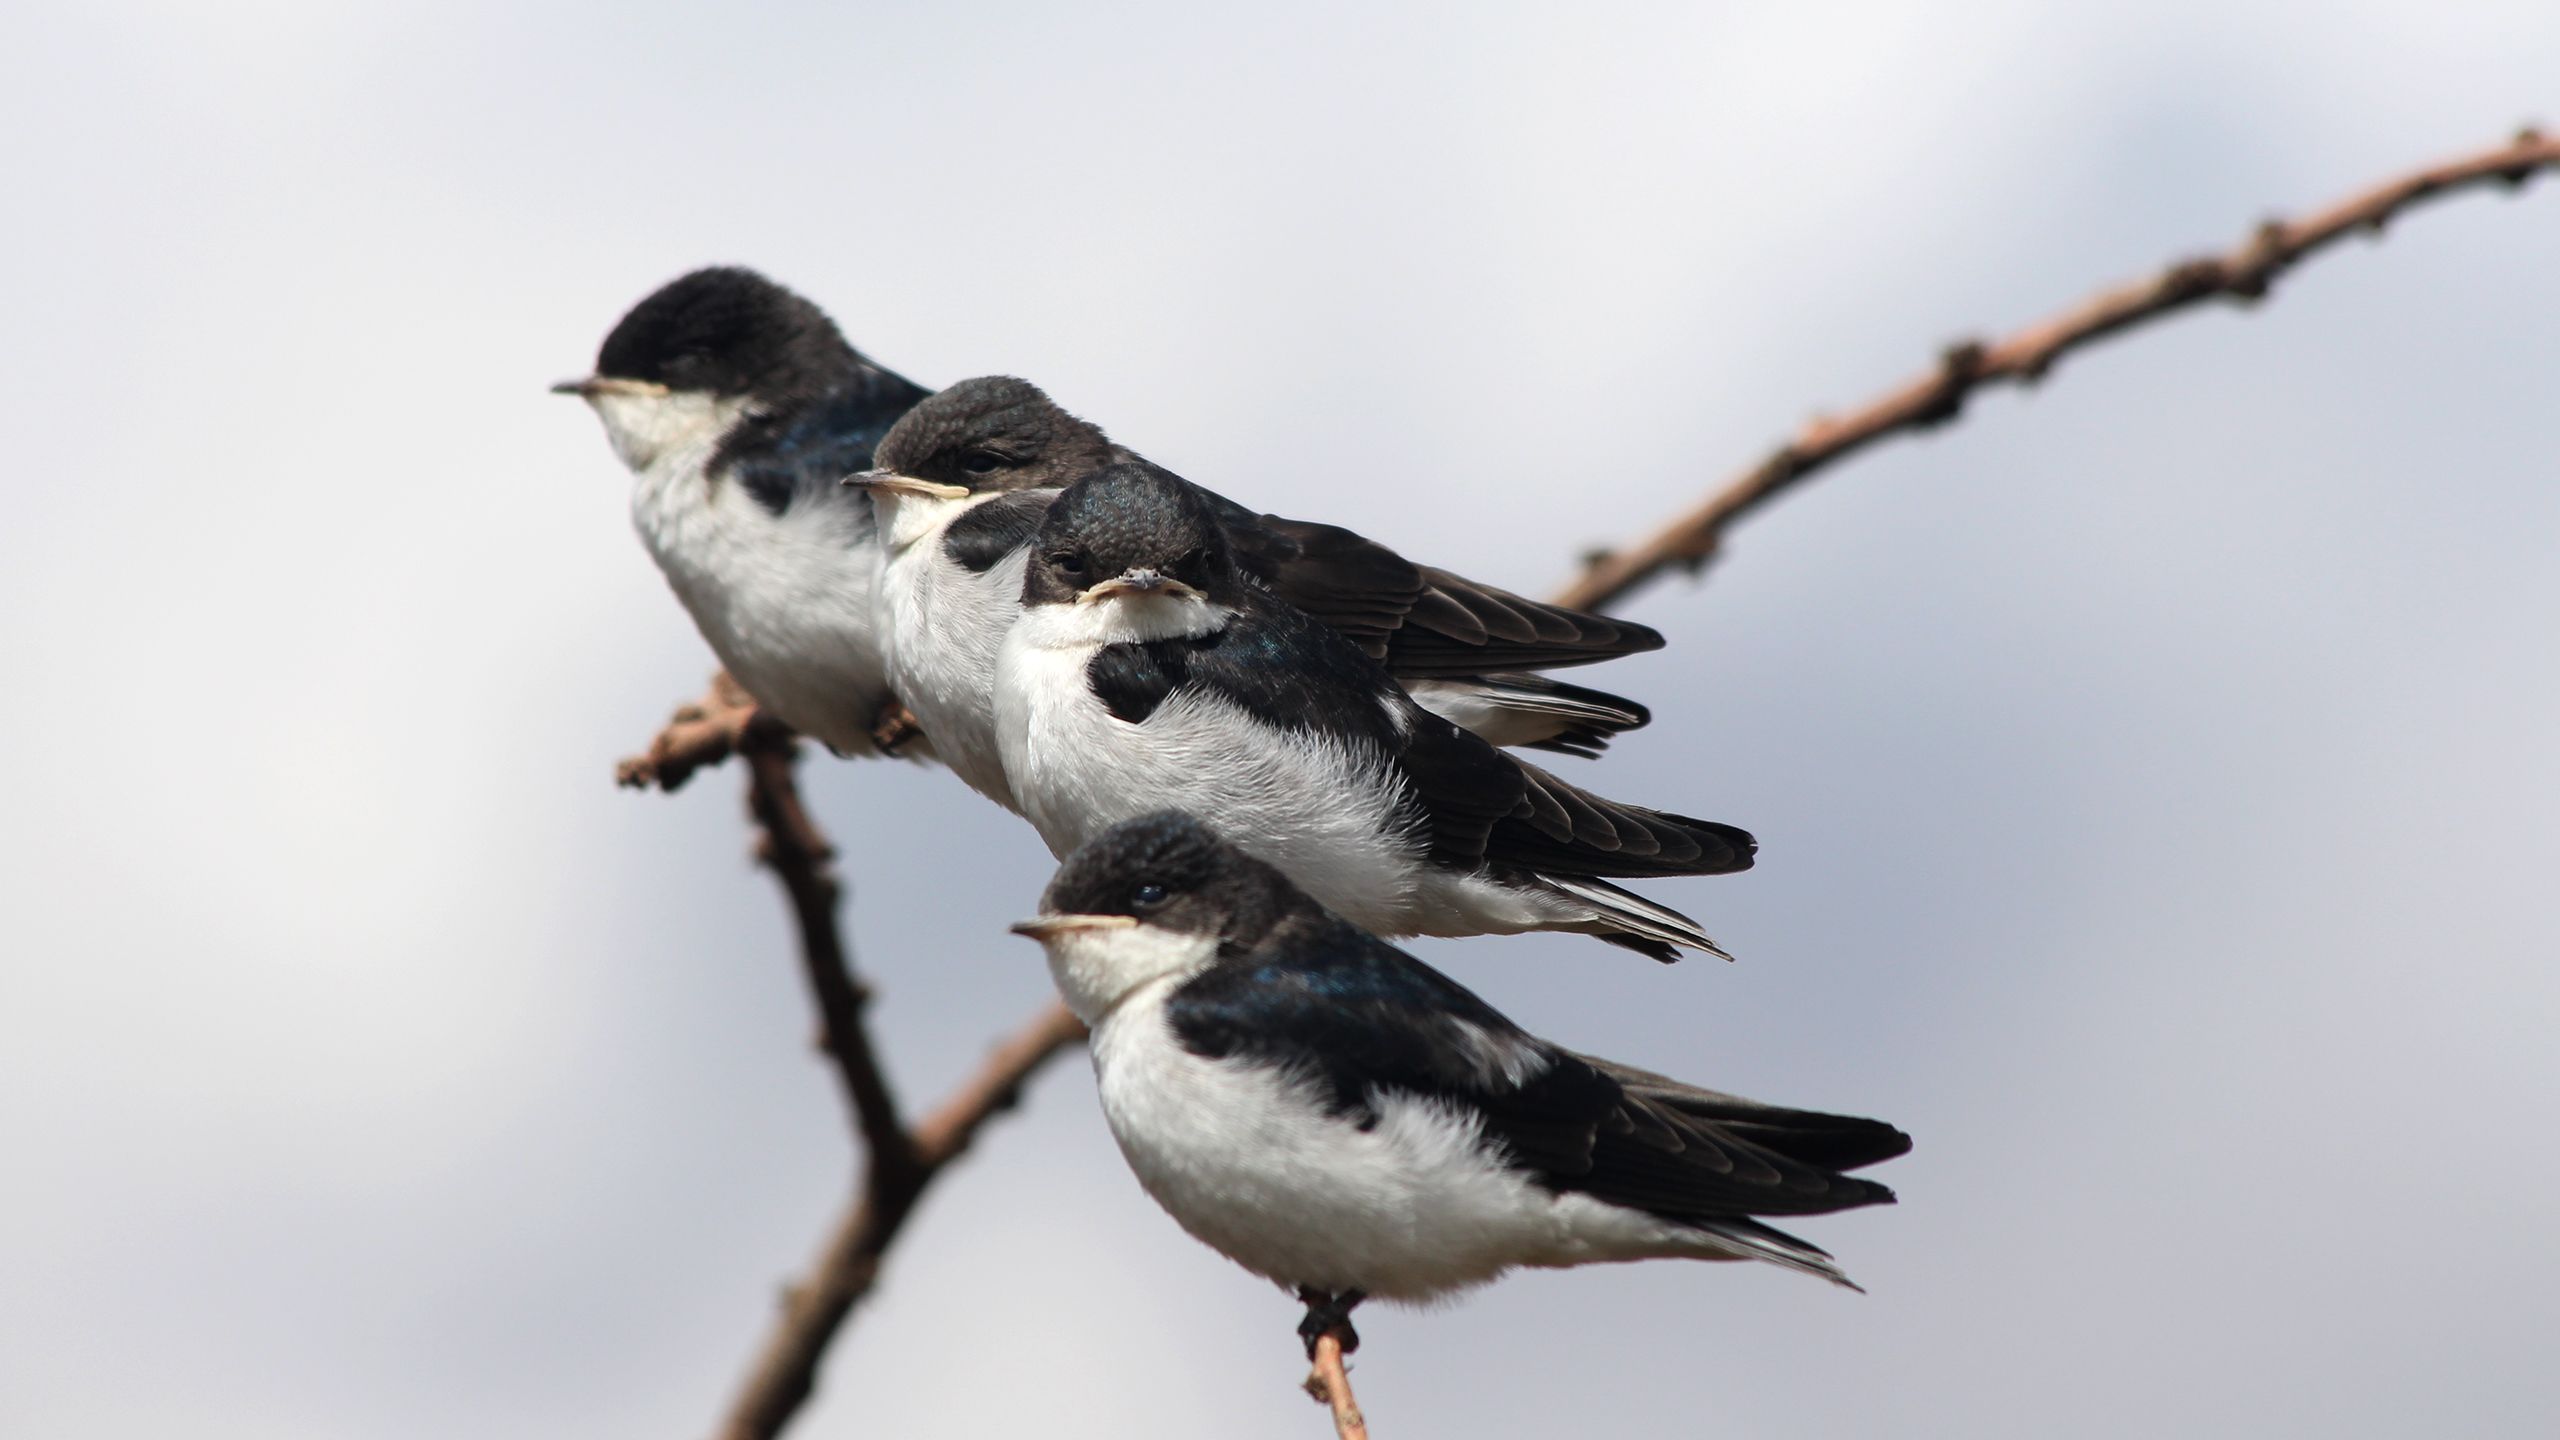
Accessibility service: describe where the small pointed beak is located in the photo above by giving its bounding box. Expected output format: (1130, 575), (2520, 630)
(1083, 569), (1198, 604)
(843, 469), (973, 501)
(1009, 914), (1140, 942)
(550, 376), (671, 399)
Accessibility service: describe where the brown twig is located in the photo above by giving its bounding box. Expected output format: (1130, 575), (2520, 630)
(1303, 1332), (1371, 1440)
(714, 999), (1086, 1440)
(617, 672), (765, 792)
(698, 728), (1088, 1440)
(1554, 126), (2560, 612)
(738, 722), (914, 1172)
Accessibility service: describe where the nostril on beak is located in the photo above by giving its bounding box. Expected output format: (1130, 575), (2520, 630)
(1121, 569), (1165, 592)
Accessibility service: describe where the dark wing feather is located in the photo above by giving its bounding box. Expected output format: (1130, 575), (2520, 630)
(723, 364), (933, 519)
(1209, 501), (1424, 656)
(939, 489), (1057, 574)
(1087, 602), (1406, 744)
(1378, 663), (1755, 877)
(1382, 564), (1664, 676)
(1199, 486), (1663, 673)
(1166, 919), (1900, 1224)
(1178, 591), (1754, 879)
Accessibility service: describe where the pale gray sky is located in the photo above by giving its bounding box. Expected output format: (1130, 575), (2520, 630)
(4, 3), (2556, 1436)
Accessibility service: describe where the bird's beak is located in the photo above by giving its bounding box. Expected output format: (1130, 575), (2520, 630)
(549, 376), (671, 399)
(1083, 568), (1199, 604)
(843, 469), (973, 501)
(1010, 914), (1140, 942)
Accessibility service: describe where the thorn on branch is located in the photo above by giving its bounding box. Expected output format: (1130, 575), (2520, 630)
(2227, 219), (2291, 301)
(1914, 340), (1986, 427)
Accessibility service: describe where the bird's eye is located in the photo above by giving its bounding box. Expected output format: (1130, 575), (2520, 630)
(1048, 550), (1085, 575)
(962, 450), (1005, 475)
(1131, 882), (1168, 909)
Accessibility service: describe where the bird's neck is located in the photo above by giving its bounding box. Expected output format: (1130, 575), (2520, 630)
(1020, 592), (1233, 653)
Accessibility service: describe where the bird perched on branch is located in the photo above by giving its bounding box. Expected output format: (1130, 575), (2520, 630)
(997, 466), (1754, 959)
(561, 271), (1655, 775)
(1012, 812), (1907, 1353)
(554, 267), (931, 758)
(860, 374), (1659, 808)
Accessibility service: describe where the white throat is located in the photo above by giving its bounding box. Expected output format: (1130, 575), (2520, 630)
(1034, 924), (1221, 1025)
(877, 488), (988, 554)
(588, 388), (756, 472)
(1020, 590), (1232, 652)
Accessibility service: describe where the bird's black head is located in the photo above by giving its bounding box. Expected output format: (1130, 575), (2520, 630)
(1021, 462), (1241, 609)
(587, 267), (857, 399)
(1027, 811), (1309, 953)
(867, 376), (1118, 497)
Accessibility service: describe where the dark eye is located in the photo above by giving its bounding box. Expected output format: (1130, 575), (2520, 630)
(962, 450), (1005, 475)
(1131, 882), (1168, 909)
(1048, 550), (1085, 575)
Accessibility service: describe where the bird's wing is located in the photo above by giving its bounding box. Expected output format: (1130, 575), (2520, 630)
(722, 365), (934, 521)
(1164, 919), (1899, 1221)
(938, 489), (1056, 573)
(1205, 499), (1424, 655)
(1204, 492), (1664, 673)
(1388, 691), (1756, 877)
(1110, 595), (1753, 879)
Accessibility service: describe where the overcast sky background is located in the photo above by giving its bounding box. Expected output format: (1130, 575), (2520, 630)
(5, 3), (2557, 1436)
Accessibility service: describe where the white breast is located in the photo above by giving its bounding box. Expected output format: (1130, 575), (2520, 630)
(877, 500), (1032, 810)
(627, 418), (893, 758)
(994, 609), (1426, 931)
(1089, 984), (1721, 1301)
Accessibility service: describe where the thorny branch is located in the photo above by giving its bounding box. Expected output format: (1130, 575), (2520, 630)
(618, 126), (2560, 1440)
(1555, 127), (2560, 612)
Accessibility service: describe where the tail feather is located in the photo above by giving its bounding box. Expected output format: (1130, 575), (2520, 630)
(1691, 1218), (1864, 1291)
(1539, 876), (1735, 963)
(1405, 673), (1651, 758)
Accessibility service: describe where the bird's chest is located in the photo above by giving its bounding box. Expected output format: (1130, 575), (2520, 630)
(1089, 999), (1530, 1295)
(1091, 1004), (1348, 1258)
(880, 542), (1025, 805)
(997, 632), (1423, 917)
(630, 460), (885, 749)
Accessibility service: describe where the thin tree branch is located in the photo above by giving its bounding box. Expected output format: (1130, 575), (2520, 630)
(1554, 126), (2560, 612)
(738, 722), (915, 1175)
(618, 672), (764, 793)
(698, 725), (1087, 1440)
(1303, 1333), (1370, 1440)
(714, 999), (1086, 1440)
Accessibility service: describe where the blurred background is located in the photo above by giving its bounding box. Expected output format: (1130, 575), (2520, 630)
(6, 3), (2556, 1436)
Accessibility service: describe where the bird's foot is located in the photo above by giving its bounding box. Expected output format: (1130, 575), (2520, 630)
(870, 698), (926, 755)
(1295, 1286), (1366, 1360)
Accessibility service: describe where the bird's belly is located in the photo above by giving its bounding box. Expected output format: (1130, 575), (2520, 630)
(634, 474), (889, 756)
(1094, 1008), (1565, 1300)
(882, 549), (1023, 809)
(999, 655), (1424, 931)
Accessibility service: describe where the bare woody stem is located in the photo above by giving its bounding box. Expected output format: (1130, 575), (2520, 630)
(703, 723), (1088, 1440)
(1304, 1333), (1371, 1440)
(1553, 127), (2560, 612)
